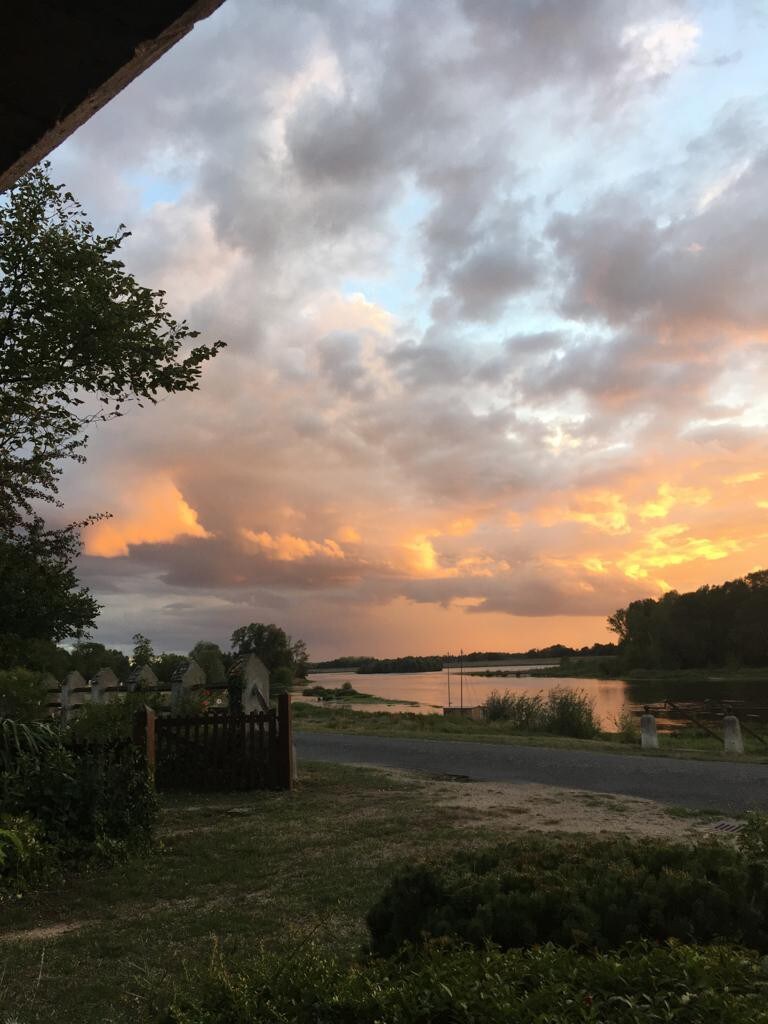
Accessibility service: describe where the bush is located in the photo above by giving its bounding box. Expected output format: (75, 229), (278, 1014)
(271, 666), (294, 694)
(1, 736), (157, 859)
(0, 667), (49, 721)
(0, 717), (58, 772)
(481, 686), (599, 738)
(66, 691), (167, 743)
(158, 941), (768, 1024)
(613, 706), (640, 743)
(366, 835), (768, 956)
(0, 814), (48, 895)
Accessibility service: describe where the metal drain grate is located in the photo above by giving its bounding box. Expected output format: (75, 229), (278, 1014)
(709, 820), (743, 833)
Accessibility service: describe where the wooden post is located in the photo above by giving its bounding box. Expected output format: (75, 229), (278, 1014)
(277, 692), (294, 790)
(132, 705), (156, 773)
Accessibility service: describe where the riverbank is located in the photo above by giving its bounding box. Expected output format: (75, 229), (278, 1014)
(297, 682), (418, 706)
(292, 702), (768, 762)
(528, 660), (768, 683)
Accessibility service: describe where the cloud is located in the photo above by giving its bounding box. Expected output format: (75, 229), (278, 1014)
(42, 0), (768, 657)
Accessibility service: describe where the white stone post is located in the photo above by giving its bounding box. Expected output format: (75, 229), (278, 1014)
(91, 667), (120, 704)
(723, 714), (744, 754)
(640, 711), (659, 749)
(60, 671), (89, 722)
(170, 658), (206, 713)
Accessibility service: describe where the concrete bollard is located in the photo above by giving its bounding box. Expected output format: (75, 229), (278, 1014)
(640, 711), (659, 749)
(723, 715), (744, 754)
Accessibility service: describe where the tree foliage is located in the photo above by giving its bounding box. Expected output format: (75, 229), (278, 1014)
(0, 165), (224, 653)
(0, 165), (224, 515)
(608, 570), (768, 669)
(230, 623), (308, 679)
(0, 517), (100, 656)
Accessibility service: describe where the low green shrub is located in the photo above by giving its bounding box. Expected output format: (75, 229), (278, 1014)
(302, 682), (363, 700)
(481, 686), (600, 737)
(66, 691), (167, 743)
(1, 735), (157, 860)
(612, 706), (640, 743)
(0, 717), (58, 771)
(158, 941), (768, 1024)
(0, 814), (48, 895)
(0, 668), (49, 721)
(366, 834), (768, 956)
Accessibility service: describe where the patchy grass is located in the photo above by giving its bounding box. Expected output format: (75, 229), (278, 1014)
(292, 702), (768, 762)
(0, 763), (519, 1024)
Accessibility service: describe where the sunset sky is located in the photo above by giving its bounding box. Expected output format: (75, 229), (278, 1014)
(48, 0), (768, 659)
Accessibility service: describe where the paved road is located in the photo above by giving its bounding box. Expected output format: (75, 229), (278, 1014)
(295, 731), (768, 813)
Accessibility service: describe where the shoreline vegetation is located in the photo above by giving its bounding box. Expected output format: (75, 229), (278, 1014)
(300, 682), (420, 706)
(292, 702), (768, 762)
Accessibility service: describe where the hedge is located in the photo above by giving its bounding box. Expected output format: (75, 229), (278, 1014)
(366, 834), (768, 955)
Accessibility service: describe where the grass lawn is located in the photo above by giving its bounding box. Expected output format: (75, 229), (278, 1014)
(0, 763), (518, 1024)
(292, 702), (768, 762)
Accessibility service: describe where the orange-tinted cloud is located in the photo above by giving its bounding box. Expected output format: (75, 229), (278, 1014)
(242, 529), (345, 561)
(85, 479), (210, 557)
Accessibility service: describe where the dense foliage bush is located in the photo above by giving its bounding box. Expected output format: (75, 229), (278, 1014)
(1, 714), (157, 897)
(0, 814), (48, 893)
(0, 667), (49, 721)
(2, 739), (157, 858)
(482, 686), (600, 737)
(158, 941), (768, 1024)
(366, 835), (768, 956)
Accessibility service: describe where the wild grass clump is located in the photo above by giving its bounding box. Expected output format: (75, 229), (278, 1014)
(613, 706), (640, 743)
(482, 686), (599, 738)
(158, 941), (768, 1024)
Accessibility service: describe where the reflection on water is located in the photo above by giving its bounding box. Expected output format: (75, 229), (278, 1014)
(306, 669), (628, 729)
(305, 668), (768, 730)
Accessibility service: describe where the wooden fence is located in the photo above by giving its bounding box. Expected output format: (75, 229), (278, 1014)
(133, 692), (294, 791)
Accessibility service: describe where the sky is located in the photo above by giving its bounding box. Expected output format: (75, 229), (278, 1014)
(45, 0), (768, 659)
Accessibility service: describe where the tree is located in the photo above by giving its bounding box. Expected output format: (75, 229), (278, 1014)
(0, 516), (100, 662)
(190, 640), (227, 685)
(0, 165), (224, 652)
(1, 165), (225, 516)
(131, 633), (155, 667)
(69, 641), (130, 680)
(230, 623), (308, 680)
(154, 652), (189, 683)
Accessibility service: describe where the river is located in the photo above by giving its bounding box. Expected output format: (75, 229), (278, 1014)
(304, 667), (768, 730)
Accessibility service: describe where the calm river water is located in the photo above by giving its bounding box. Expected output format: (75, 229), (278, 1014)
(305, 667), (768, 730)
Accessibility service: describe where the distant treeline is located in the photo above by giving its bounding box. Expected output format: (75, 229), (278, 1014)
(311, 655), (444, 674)
(609, 570), (768, 669)
(310, 643), (617, 673)
(444, 644), (617, 663)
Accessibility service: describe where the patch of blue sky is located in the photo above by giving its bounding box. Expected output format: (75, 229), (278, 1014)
(521, 8), (766, 225)
(342, 179), (432, 327)
(123, 170), (190, 211)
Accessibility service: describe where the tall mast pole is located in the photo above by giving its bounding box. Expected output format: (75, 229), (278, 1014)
(460, 648), (464, 710)
(446, 654), (451, 707)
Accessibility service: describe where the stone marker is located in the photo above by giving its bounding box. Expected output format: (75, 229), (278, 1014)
(170, 658), (206, 712)
(91, 667), (120, 703)
(723, 714), (744, 754)
(126, 664), (159, 692)
(640, 711), (659, 749)
(60, 670), (89, 720)
(240, 654), (270, 713)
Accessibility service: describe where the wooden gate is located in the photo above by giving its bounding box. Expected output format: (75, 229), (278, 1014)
(134, 693), (294, 791)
